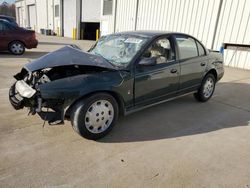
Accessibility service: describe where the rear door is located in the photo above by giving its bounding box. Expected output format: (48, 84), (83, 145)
(174, 35), (207, 94)
(134, 36), (180, 106)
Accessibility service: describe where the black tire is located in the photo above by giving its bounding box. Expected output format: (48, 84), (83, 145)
(9, 41), (25, 55)
(70, 93), (119, 140)
(194, 73), (216, 102)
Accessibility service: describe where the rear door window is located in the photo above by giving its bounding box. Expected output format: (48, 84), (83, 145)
(175, 36), (198, 60)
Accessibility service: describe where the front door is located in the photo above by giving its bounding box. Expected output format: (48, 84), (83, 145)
(134, 36), (180, 107)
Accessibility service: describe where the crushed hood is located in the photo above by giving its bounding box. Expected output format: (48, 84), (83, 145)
(24, 45), (117, 72)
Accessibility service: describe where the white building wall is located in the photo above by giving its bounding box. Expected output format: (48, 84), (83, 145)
(16, 0), (100, 38)
(101, 0), (250, 70)
(106, 0), (222, 48)
(136, 0), (221, 50)
(214, 0), (250, 70)
(16, 0), (38, 30)
(15, 0), (62, 34)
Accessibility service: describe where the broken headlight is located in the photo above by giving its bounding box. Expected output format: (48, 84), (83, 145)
(15, 80), (36, 98)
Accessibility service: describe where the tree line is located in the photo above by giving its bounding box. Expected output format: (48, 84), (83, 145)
(0, 3), (16, 18)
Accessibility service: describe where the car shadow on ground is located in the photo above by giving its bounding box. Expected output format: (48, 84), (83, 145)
(0, 51), (49, 59)
(99, 82), (250, 143)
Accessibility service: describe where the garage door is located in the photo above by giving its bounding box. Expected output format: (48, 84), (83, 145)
(63, 0), (77, 38)
(17, 7), (24, 27)
(28, 5), (37, 30)
(82, 0), (101, 22)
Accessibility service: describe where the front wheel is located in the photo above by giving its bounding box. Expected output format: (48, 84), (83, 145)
(194, 73), (216, 102)
(70, 93), (118, 140)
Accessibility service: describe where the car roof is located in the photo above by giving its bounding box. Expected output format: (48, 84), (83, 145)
(0, 15), (15, 22)
(0, 15), (15, 19)
(0, 19), (9, 23)
(116, 30), (192, 38)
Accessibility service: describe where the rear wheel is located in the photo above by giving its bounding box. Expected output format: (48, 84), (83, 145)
(194, 73), (216, 102)
(9, 41), (25, 55)
(70, 93), (118, 140)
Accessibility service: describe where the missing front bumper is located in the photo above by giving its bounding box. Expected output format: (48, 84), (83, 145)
(9, 81), (65, 125)
(37, 108), (64, 125)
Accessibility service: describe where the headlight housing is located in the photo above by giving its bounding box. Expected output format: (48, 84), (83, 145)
(15, 80), (36, 98)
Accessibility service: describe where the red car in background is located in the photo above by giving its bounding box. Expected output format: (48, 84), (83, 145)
(0, 19), (38, 55)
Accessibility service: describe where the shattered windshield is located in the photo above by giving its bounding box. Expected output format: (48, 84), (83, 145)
(89, 35), (148, 67)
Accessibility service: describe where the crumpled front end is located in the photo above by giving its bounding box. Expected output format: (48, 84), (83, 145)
(9, 65), (115, 125)
(9, 67), (65, 124)
(9, 45), (118, 125)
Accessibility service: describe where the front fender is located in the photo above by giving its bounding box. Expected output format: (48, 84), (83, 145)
(38, 71), (123, 107)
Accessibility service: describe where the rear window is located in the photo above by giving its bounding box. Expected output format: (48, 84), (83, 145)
(175, 36), (198, 60)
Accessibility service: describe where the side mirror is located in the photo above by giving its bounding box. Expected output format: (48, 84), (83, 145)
(138, 57), (157, 66)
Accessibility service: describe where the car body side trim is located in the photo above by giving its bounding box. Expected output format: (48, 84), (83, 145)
(124, 91), (196, 116)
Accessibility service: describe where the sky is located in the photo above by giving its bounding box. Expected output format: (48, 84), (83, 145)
(0, 0), (15, 4)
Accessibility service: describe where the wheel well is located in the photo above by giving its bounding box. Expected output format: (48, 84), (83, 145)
(65, 90), (125, 119)
(206, 69), (218, 81)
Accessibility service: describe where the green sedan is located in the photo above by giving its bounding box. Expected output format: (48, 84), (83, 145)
(9, 31), (224, 140)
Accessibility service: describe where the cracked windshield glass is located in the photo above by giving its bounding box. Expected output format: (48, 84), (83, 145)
(90, 35), (148, 67)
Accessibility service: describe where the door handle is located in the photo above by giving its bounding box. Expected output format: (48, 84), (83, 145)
(170, 69), (177, 73)
(200, 62), (206, 66)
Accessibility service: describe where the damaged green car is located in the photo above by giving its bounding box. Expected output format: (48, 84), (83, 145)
(9, 31), (224, 140)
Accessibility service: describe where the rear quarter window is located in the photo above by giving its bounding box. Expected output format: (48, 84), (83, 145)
(196, 41), (206, 56)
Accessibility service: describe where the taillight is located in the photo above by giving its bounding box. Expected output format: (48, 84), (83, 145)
(32, 32), (36, 39)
